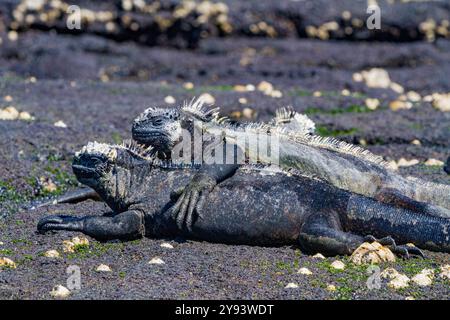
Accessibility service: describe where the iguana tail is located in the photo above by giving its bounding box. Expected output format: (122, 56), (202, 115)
(344, 195), (450, 253)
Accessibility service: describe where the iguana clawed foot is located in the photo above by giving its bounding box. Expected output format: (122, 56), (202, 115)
(170, 173), (216, 232)
(37, 215), (84, 233)
(363, 235), (425, 259)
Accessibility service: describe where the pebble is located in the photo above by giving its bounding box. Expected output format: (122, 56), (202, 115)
(257, 81), (273, 94)
(160, 243), (174, 249)
(396, 158), (419, 167)
(54, 120), (67, 128)
(341, 89), (350, 96)
(326, 284), (336, 292)
(0, 257), (16, 269)
(50, 285), (71, 298)
(389, 100), (412, 111)
(238, 97), (248, 104)
(406, 91), (421, 102)
(439, 265), (450, 279)
(183, 82), (194, 90)
(63, 236), (89, 253)
(242, 107), (255, 119)
(411, 269), (434, 287)
(388, 274), (410, 289)
(0, 106), (34, 121)
(285, 283), (299, 289)
(350, 241), (395, 265)
(297, 267), (313, 275)
(3, 95), (13, 102)
(148, 257), (165, 265)
(44, 250), (60, 258)
(164, 96), (176, 104)
(361, 68), (391, 88)
(198, 93), (215, 105)
(389, 82), (404, 94)
(411, 139), (421, 145)
(312, 253), (325, 259)
(431, 93), (450, 112)
(424, 158), (444, 166)
(365, 98), (380, 110)
(330, 260), (345, 270)
(96, 264), (112, 272)
(313, 91), (322, 97)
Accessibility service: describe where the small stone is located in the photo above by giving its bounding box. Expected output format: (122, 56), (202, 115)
(297, 267), (313, 275)
(3, 95), (13, 102)
(313, 91), (322, 97)
(350, 241), (395, 265)
(148, 257), (165, 265)
(40, 177), (57, 193)
(28, 76), (37, 83)
(326, 284), (336, 292)
(183, 82), (194, 90)
(312, 253), (325, 259)
(411, 139), (421, 146)
(245, 84), (255, 91)
(341, 89), (350, 96)
(389, 100), (412, 111)
(18, 111), (33, 121)
(285, 282), (299, 289)
(406, 91), (421, 102)
(242, 107), (255, 119)
(388, 274), (410, 289)
(361, 68), (391, 88)
(424, 158), (444, 166)
(0, 257), (16, 269)
(0, 106), (19, 120)
(230, 111), (242, 119)
(389, 82), (404, 94)
(352, 72), (363, 82)
(0, 242), (3, 246)
(63, 237), (89, 253)
(411, 269), (434, 287)
(381, 268), (400, 279)
(96, 264), (112, 272)
(8, 31), (18, 41)
(233, 85), (247, 92)
(54, 120), (67, 128)
(431, 93), (450, 112)
(50, 285), (71, 298)
(238, 97), (248, 104)
(439, 264), (450, 279)
(270, 90), (283, 98)
(257, 81), (273, 94)
(44, 250), (60, 258)
(330, 260), (345, 270)
(198, 93), (215, 105)
(160, 243), (174, 249)
(396, 158), (419, 167)
(405, 296), (415, 300)
(365, 98), (380, 110)
(164, 96), (176, 104)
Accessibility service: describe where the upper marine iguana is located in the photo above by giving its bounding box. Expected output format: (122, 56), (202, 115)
(37, 141), (450, 257)
(131, 98), (450, 223)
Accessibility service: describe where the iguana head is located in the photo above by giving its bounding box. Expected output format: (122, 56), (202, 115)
(132, 97), (220, 156)
(73, 141), (154, 209)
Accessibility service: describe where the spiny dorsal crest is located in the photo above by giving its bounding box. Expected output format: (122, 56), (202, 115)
(274, 106), (316, 135)
(276, 128), (388, 167)
(76, 140), (155, 162)
(181, 96), (220, 122)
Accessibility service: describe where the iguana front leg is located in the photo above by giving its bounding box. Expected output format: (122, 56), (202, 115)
(37, 210), (145, 241)
(170, 163), (238, 232)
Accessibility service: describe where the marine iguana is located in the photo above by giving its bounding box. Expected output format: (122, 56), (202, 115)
(37, 141), (450, 257)
(132, 98), (450, 221)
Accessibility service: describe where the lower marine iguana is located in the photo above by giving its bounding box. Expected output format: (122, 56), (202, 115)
(131, 98), (450, 221)
(37, 141), (450, 257)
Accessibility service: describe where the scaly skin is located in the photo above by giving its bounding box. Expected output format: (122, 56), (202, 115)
(37, 142), (450, 257)
(132, 98), (450, 219)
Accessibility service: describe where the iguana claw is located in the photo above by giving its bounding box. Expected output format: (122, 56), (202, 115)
(364, 235), (425, 259)
(170, 174), (216, 232)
